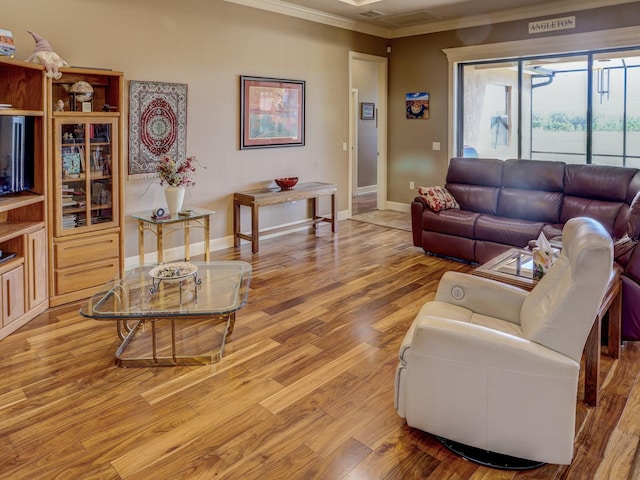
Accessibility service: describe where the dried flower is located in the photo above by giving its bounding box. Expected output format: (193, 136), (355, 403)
(157, 156), (199, 187)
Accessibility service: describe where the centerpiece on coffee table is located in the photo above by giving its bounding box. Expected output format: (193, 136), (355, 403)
(149, 262), (201, 297)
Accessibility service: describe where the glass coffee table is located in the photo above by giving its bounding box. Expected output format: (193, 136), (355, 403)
(80, 261), (252, 367)
(473, 248), (541, 290)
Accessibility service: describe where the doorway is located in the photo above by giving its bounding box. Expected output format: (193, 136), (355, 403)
(349, 52), (388, 217)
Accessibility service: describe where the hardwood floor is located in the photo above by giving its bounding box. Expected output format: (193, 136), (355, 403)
(1, 219), (640, 479)
(353, 192), (377, 215)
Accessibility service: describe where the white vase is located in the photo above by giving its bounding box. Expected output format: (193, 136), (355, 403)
(164, 186), (185, 216)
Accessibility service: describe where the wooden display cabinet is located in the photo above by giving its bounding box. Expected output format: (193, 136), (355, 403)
(48, 67), (124, 306)
(53, 118), (118, 236)
(0, 58), (49, 340)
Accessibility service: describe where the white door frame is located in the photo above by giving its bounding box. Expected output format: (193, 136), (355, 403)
(348, 51), (388, 216)
(351, 88), (359, 196)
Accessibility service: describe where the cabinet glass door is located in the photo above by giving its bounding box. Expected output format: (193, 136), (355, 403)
(56, 118), (118, 235)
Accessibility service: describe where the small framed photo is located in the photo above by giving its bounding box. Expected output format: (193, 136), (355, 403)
(361, 102), (375, 120)
(82, 102), (92, 112)
(62, 152), (82, 178)
(406, 92), (430, 119)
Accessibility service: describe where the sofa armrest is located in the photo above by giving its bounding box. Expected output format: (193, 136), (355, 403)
(435, 271), (527, 325)
(411, 198), (428, 246)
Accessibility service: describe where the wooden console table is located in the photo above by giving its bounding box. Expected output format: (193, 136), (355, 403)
(132, 209), (216, 264)
(233, 182), (337, 253)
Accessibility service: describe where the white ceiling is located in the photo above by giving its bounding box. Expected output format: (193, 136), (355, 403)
(225, 0), (637, 38)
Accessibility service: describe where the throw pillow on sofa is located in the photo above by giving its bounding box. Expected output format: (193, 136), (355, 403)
(418, 186), (460, 212)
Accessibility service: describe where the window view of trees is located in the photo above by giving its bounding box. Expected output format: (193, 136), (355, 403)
(459, 49), (640, 167)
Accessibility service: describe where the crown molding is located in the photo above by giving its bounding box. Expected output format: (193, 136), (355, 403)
(226, 0), (639, 40)
(443, 25), (640, 63)
(224, 0), (392, 38)
(391, 0), (640, 38)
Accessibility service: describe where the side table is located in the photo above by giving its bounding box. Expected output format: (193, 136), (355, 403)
(132, 209), (216, 264)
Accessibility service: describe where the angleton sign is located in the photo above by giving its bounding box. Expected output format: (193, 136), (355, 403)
(529, 16), (576, 34)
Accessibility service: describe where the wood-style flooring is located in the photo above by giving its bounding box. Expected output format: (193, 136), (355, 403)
(1, 219), (640, 479)
(352, 192), (377, 215)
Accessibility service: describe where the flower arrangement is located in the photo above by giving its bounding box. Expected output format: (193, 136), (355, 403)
(156, 156), (198, 188)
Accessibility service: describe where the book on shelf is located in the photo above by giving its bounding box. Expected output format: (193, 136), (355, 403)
(62, 214), (78, 228)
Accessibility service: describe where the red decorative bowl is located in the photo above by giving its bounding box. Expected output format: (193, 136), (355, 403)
(275, 177), (299, 191)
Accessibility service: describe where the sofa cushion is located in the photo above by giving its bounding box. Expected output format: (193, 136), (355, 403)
(423, 231), (475, 262)
(422, 208), (479, 238)
(497, 188), (563, 223)
(446, 157), (503, 187)
(560, 196), (622, 235)
(542, 223), (564, 240)
(564, 164), (638, 202)
(475, 215), (544, 247)
(627, 192), (640, 239)
(503, 159), (565, 192)
(446, 184), (501, 215)
(417, 186), (460, 212)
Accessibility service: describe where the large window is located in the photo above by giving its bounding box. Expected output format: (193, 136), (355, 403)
(458, 48), (640, 166)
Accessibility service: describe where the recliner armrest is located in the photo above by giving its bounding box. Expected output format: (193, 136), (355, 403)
(410, 315), (579, 376)
(435, 271), (527, 325)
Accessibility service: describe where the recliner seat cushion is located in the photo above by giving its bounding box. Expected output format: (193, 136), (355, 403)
(475, 215), (544, 247)
(422, 209), (479, 238)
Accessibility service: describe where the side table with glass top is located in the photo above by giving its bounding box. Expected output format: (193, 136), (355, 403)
(80, 261), (252, 367)
(132, 208), (216, 264)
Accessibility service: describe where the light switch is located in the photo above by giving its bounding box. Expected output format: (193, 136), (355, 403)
(432, 142), (441, 151)
(342, 142), (348, 151)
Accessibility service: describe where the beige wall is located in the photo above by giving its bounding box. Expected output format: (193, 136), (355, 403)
(5, 0), (640, 259)
(3, 0), (386, 258)
(387, 1), (640, 204)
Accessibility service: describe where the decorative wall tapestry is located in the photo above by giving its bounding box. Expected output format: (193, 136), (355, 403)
(128, 80), (187, 179)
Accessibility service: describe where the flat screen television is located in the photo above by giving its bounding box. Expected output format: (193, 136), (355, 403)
(0, 115), (34, 195)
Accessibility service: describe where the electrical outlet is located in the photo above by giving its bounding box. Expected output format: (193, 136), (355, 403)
(409, 181), (415, 190)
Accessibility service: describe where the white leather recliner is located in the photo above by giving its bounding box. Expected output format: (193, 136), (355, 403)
(395, 217), (613, 465)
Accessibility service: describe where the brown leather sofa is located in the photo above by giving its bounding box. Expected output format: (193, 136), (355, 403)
(411, 157), (640, 340)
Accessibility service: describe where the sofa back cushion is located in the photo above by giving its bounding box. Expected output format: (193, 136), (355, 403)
(502, 159), (565, 192)
(623, 173), (640, 238)
(497, 159), (565, 222)
(561, 164), (639, 236)
(445, 157), (503, 214)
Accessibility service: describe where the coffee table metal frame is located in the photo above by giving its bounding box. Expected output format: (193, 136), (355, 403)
(80, 261), (252, 367)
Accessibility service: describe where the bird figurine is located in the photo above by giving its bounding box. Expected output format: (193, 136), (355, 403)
(25, 31), (68, 79)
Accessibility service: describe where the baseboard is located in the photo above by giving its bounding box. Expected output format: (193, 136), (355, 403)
(385, 201), (411, 213)
(125, 209), (350, 267)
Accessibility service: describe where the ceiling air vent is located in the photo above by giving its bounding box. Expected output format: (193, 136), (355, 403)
(380, 10), (443, 27)
(358, 10), (386, 18)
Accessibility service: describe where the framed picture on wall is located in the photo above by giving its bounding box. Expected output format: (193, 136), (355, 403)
(240, 76), (305, 149)
(361, 102), (375, 120)
(406, 92), (430, 119)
